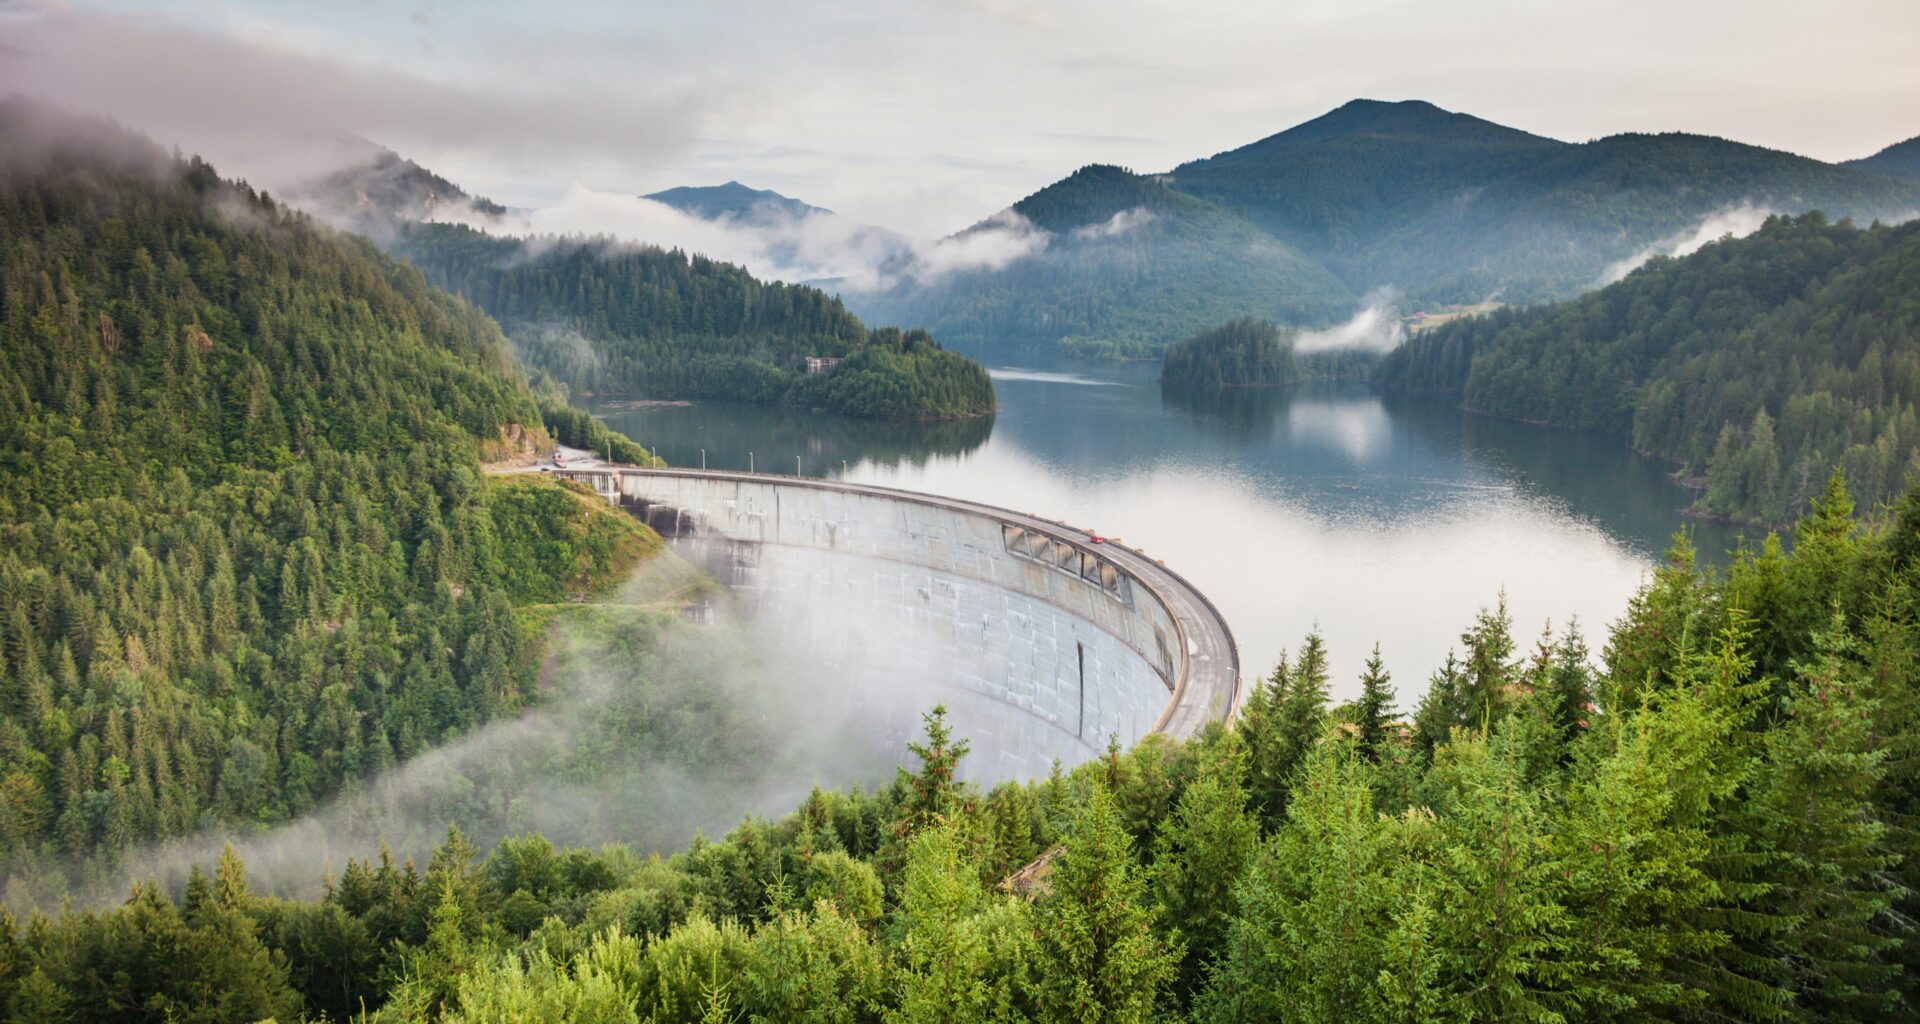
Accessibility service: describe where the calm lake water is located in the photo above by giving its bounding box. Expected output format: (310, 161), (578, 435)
(591, 363), (1745, 705)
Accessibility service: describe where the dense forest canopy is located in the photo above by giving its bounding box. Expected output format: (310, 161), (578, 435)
(7, 475), (1919, 1024)
(0, 102), (655, 890)
(1160, 318), (1376, 389)
(396, 224), (995, 421)
(1379, 212), (1920, 524)
(843, 165), (1355, 360)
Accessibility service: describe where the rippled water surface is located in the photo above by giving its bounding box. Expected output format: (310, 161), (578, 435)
(592, 364), (1744, 702)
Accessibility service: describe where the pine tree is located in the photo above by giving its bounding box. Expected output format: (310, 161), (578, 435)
(1153, 736), (1258, 1003)
(1354, 643), (1396, 761)
(1239, 632), (1333, 829)
(1198, 734), (1391, 1024)
(895, 705), (971, 839)
(1027, 785), (1177, 1024)
(1751, 615), (1898, 1023)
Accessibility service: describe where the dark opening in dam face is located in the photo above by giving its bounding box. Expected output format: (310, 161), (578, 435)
(567, 468), (1243, 783)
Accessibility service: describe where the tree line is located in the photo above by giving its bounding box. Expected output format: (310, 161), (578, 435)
(8, 471), (1918, 1023)
(1161, 318), (1376, 389)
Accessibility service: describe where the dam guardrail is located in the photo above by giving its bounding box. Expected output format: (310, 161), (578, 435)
(556, 466), (1243, 746)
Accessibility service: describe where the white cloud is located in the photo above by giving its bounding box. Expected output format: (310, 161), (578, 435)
(415, 183), (1047, 292)
(1294, 288), (1406, 354)
(1597, 202), (1775, 286)
(1069, 206), (1155, 239)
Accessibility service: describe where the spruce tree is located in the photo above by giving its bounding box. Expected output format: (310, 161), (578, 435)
(1354, 643), (1396, 761)
(1751, 615), (1898, 1023)
(1152, 736), (1258, 1003)
(1027, 785), (1177, 1024)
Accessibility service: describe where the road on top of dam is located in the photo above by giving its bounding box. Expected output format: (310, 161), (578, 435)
(548, 461), (1244, 739)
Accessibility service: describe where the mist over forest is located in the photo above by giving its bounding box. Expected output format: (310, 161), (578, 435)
(1, 0), (1919, 1019)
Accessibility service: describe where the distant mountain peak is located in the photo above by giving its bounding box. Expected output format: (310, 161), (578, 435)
(283, 138), (505, 233)
(644, 181), (829, 221)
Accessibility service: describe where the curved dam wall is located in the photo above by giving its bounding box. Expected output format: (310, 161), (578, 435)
(558, 468), (1241, 781)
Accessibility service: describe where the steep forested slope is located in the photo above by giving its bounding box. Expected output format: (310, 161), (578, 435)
(396, 223), (995, 420)
(847, 165), (1354, 358)
(1380, 212), (1920, 523)
(9, 477), (1919, 1024)
(0, 103), (652, 882)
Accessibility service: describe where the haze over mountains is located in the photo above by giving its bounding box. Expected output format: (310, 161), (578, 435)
(286, 98), (1920, 359)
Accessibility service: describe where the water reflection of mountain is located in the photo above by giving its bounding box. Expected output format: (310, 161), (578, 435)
(591, 399), (994, 474)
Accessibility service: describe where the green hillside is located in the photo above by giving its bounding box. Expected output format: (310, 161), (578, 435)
(848, 165), (1354, 359)
(396, 223), (995, 420)
(0, 102), (654, 883)
(1379, 212), (1920, 523)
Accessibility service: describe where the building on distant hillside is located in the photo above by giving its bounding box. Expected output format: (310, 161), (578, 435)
(805, 356), (841, 375)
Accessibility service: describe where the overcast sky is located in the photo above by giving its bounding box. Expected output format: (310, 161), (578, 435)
(2, 0), (1915, 236)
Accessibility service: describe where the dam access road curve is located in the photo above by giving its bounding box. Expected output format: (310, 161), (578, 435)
(556, 466), (1242, 780)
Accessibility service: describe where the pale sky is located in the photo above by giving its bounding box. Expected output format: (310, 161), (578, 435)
(2, 0), (1915, 236)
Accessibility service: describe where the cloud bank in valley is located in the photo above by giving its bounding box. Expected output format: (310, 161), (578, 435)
(1597, 202), (1776, 285)
(1293, 289), (1407, 354)
(423, 182), (1050, 292)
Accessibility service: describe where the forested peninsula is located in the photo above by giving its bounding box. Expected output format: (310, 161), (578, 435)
(0, 104), (657, 888)
(395, 224), (996, 421)
(1161, 318), (1375, 389)
(1380, 213), (1920, 524)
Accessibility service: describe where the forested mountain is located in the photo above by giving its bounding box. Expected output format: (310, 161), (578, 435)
(0, 102), (654, 886)
(283, 138), (508, 238)
(845, 165), (1355, 359)
(395, 223), (995, 420)
(1379, 212), (1920, 524)
(847, 101), (1919, 358)
(643, 181), (827, 222)
(1171, 99), (1920, 303)
(1169, 98), (1568, 255)
(1848, 135), (1920, 182)
(9, 476), (1919, 1024)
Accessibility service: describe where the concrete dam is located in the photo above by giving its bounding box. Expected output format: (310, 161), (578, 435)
(558, 468), (1242, 780)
